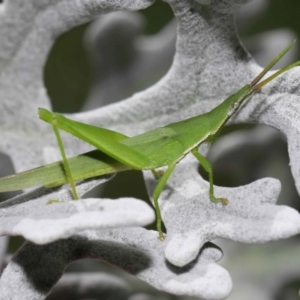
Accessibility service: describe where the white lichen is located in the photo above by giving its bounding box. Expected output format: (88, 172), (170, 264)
(0, 0), (299, 299)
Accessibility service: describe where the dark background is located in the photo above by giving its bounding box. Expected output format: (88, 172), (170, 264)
(44, 0), (300, 113)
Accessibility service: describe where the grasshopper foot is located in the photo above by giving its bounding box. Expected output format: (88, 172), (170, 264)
(157, 170), (164, 178)
(46, 199), (61, 205)
(158, 232), (166, 241)
(151, 169), (165, 180)
(210, 197), (229, 206)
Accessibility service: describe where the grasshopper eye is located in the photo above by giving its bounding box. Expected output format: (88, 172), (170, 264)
(227, 102), (240, 117)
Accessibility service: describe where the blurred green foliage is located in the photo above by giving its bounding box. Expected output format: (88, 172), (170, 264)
(44, 1), (173, 113)
(45, 0), (300, 113)
(248, 0), (300, 36)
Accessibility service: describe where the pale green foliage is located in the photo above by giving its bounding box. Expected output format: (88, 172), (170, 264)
(0, 0), (300, 299)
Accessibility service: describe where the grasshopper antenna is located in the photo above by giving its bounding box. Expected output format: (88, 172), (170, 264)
(253, 59), (300, 91)
(251, 39), (297, 87)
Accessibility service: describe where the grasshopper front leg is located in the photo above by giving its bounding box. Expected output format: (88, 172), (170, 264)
(191, 148), (228, 205)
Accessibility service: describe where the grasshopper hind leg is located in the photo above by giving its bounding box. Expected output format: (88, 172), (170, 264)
(52, 125), (79, 200)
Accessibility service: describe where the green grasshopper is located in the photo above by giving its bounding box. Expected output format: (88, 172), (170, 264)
(0, 41), (299, 240)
